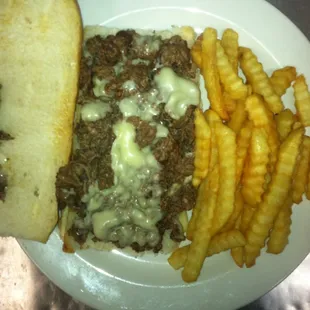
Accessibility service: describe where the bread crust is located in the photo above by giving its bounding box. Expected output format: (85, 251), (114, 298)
(0, 0), (82, 242)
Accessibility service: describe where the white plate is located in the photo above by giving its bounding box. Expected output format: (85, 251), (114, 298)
(20, 1), (310, 309)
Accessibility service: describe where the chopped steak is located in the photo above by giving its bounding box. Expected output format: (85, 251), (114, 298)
(127, 116), (157, 148)
(79, 56), (92, 90)
(159, 35), (193, 78)
(119, 64), (151, 92)
(86, 35), (122, 66)
(56, 29), (198, 253)
(0, 171), (7, 202)
(92, 65), (116, 81)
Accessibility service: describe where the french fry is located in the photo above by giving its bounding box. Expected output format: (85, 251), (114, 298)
(240, 205), (256, 234)
(182, 166), (219, 282)
(223, 91), (237, 115)
(293, 75), (310, 127)
(168, 229), (246, 270)
(240, 47), (283, 114)
(192, 109), (211, 187)
(227, 100), (247, 134)
(241, 128), (270, 206)
(221, 28), (239, 73)
(221, 189), (244, 232)
(293, 121), (303, 130)
(204, 109), (221, 170)
(244, 128), (304, 267)
(191, 37), (202, 69)
(266, 119), (280, 174)
(270, 66), (297, 97)
(292, 136), (310, 204)
(236, 120), (253, 184)
(211, 123), (237, 234)
(216, 40), (247, 100)
(244, 94), (272, 128)
(267, 193), (293, 254)
(230, 215), (244, 267)
(202, 28), (228, 120)
(275, 109), (295, 142)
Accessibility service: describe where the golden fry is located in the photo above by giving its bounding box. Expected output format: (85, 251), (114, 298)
(202, 28), (228, 120)
(275, 109), (295, 142)
(244, 128), (304, 267)
(192, 109), (211, 187)
(221, 189), (244, 232)
(182, 166), (219, 283)
(266, 119), (280, 174)
(191, 38), (202, 69)
(221, 28), (239, 73)
(168, 229), (246, 270)
(227, 100), (247, 134)
(216, 40), (247, 100)
(241, 128), (270, 206)
(211, 123), (237, 234)
(240, 47), (283, 114)
(236, 121), (253, 184)
(223, 92), (237, 115)
(267, 193), (293, 254)
(244, 94), (272, 128)
(270, 66), (297, 97)
(240, 205), (256, 234)
(204, 109), (221, 170)
(293, 75), (310, 127)
(230, 215), (244, 267)
(292, 136), (310, 204)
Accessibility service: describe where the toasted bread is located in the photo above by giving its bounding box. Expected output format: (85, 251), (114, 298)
(0, 0), (82, 242)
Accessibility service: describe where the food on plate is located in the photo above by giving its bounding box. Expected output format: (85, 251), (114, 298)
(0, 1), (82, 241)
(182, 166), (219, 282)
(293, 75), (310, 126)
(169, 25), (310, 282)
(192, 109), (211, 187)
(168, 228), (246, 270)
(267, 193), (293, 254)
(221, 29), (239, 74)
(236, 121), (253, 184)
(227, 100), (247, 134)
(57, 25), (201, 253)
(201, 28), (228, 120)
(211, 122), (236, 235)
(216, 41), (247, 100)
(244, 128), (304, 267)
(240, 47), (284, 114)
(275, 109), (295, 141)
(292, 137), (310, 204)
(270, 66), (297, 97)
(241, 127), (270, 206)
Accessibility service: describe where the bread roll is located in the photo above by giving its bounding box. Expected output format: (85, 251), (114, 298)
(0, 0), (82, 242)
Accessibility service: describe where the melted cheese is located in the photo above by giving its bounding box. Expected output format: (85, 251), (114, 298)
(118, 90), (160, 121)
(154, 67), (200, 119)
(93, 77), (110, 97)
(80, 100), (111, 122)
(156, 124), (169, 138)
(122, 80), (137, 92)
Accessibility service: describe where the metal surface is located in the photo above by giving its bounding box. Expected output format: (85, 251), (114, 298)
(1, 1), (310, 309)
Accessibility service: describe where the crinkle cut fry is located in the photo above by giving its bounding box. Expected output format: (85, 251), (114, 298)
(244, 128), (304, 267)
(182, 166), (219, 282)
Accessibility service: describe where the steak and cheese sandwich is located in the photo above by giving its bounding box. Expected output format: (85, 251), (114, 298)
(57, 26), (201, 253)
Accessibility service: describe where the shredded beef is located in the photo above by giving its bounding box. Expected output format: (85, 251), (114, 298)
(112, 30), (135, 55)
(92, 65), (116, 81)
(119, 64), (151, 92)
(152, 134), (178, 163)
(0, 171), (7, 202)
(79, 57), (92, 90)
(86, 35), (121, 66)
(131, 34), (161, 60)
(68, 226), (89, 245)
(127, 116), (157, 148)
(159, 35), (194, 78)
